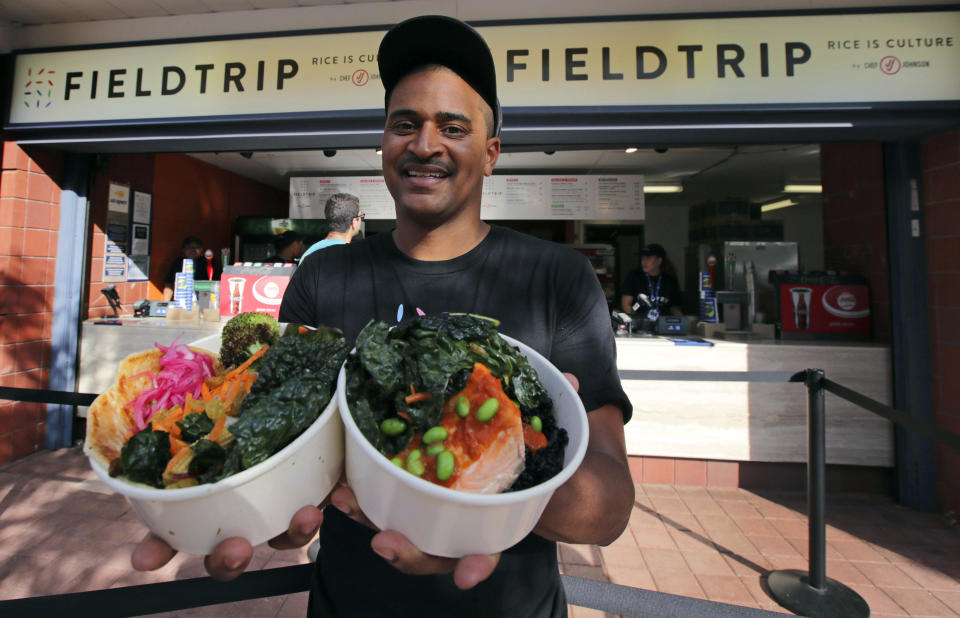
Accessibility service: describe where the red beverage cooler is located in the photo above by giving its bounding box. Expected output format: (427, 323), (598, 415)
(219, 263), (296, 319)
(770, 271), (872, 340)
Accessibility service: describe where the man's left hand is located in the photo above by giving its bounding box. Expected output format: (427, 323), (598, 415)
(329, 483), (501, 589)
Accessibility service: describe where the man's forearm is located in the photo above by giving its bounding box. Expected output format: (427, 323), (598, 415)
(533, 405), (634, 546)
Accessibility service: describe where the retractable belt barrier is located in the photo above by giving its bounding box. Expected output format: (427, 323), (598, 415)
(0, 386), (97, 407)
(2, 370), (957, 617)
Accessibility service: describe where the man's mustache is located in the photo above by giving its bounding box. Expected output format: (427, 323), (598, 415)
(395, 155), (455, 176)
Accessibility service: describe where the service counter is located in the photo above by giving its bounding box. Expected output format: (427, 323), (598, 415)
(76, 318), (893, 469)
(617, 337), (894, 467)
(77, 317), (225, 417)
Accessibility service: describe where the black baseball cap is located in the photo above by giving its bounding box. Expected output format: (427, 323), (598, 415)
(378, 15), (502, 137)
(640, 244), (666, 258)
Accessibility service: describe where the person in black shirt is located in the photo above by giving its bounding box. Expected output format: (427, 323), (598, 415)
(264, 230), (305, 264)
(132, 16), (634, 618)
(162, 236), (220, 300)
(621, 243), (683, 320)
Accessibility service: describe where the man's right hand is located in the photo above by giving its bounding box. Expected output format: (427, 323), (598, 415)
(131, 504), (324, 581)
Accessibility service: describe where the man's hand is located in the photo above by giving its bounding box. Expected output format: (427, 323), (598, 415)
(131, 504), (324, 581)
(329, 483), (500, 590)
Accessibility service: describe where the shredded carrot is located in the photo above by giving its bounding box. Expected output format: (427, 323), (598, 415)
(201, 382), (211, 401)
(226, 345), (269, 378)
(299, 325), (309, 334)
(208, 415), (227, 442)
(169, 436), (188, 456)
(397, 411), (412, 422)
(404, 392), (432, 404)
(409, 384), (416, 396)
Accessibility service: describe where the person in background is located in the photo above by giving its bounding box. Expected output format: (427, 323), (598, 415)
(162, 236), (219, 301)
(621, 243), (683, 319)
(265, 230), (305, 264)
(299, 193), (364, 261)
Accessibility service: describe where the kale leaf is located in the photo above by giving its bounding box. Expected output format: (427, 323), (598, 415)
(188, 439), (227, 484)
(119, 425), (171, 488)
(228, 325), (347, 471)
(177, 411), (215, 443)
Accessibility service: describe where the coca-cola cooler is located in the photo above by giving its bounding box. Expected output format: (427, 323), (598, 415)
(219, 263), (296, 320)
(770, 271), (872, 340)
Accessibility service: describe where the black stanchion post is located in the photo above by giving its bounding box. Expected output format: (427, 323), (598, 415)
(768, 369), (869, 617)
(808, 368), (827, 591)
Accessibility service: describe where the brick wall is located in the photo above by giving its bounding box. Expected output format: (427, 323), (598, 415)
(820, 143), (890, 341)
(87, 153), (156, 319)
(85, 153), (287, 316)
(0, 143), (63, 464)
(922, 130), (960, 517)
(148, 153), (288, 300)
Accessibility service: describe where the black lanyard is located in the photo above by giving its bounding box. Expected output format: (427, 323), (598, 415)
(646, 274), (662, 304)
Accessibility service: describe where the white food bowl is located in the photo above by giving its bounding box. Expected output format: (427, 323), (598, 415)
(337, 334), (589, 558)
(89, 394), (343, 555)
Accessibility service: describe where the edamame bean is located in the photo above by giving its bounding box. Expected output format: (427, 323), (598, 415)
(422, 426), (448, 444)
(476, 397), (499, 422)
(455, 395), (470, 418)
(380, 417), (406, 436)
(390, 456), (404, 468)
(426, 443), (445, 456)
(530, 415), (543, 433)
(405, 449), (425, 476)
(436, 450), (455, 481)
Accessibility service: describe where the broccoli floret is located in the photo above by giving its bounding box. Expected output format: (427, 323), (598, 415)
(219, 312), (281, 369)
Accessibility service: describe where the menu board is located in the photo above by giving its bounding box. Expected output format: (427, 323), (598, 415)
(289, 176), (394, 219)
(290, 175), (645, 220)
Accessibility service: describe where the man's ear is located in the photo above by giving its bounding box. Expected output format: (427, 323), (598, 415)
(483, 137), (501, 177)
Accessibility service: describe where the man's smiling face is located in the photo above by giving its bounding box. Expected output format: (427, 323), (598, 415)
(381, 66), (499, 228)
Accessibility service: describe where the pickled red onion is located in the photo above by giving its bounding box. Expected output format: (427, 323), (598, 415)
(124, 337), (216, 430)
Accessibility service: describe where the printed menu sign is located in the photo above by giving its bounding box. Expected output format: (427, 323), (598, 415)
(103, 182), (130, 282)
(290, 174), (645, 220)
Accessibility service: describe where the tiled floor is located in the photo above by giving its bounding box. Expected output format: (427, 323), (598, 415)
(2, 448), (959, 618)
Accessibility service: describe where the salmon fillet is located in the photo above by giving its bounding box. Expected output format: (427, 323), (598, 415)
(424, 363), (525, 493)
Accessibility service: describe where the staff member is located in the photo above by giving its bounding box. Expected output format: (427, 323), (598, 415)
(621, 243), (683, 319)
(162, 236), (219, 301)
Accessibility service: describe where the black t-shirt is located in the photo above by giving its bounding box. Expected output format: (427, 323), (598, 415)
(279, 225), (631, 618)
(622, 269), (683, 315)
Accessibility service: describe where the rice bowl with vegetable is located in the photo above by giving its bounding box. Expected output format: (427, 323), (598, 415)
(84, 319), (348, 554)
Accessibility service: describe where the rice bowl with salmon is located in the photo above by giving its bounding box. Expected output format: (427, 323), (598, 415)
(338, 314), (589, 557)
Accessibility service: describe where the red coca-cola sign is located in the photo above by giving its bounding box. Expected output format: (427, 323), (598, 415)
(780, 284), (870, 335)
(219, 267), (295, 319)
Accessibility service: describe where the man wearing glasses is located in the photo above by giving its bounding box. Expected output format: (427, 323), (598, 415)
(300, 192), (365, 261)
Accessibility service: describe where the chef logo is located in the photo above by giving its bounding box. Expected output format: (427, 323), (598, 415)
(23, 67), (55, 109)
(352, 69), (370, 86)
(880, 56), (901, 75)
(251, 276), (284, 305)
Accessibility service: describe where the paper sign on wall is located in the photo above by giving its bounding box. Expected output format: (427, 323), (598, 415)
(290, 175), (645, 220)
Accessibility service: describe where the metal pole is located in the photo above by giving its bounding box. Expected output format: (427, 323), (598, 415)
(806, 368), (826, 591)
(767, 369), (869, 617)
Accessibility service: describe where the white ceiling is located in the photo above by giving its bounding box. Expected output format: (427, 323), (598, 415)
(0, 1), (369, 26)
(189, 144), (822, 208)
